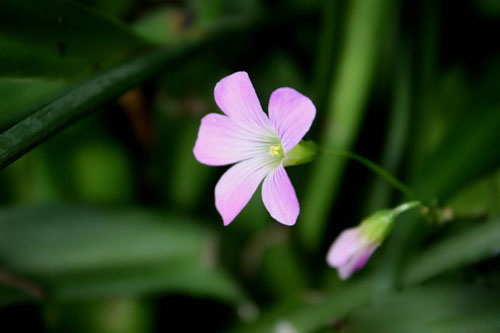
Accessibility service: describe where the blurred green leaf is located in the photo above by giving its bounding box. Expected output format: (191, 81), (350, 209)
(258, 241), (308, 302)
(235, 280), (371, 332)
(414, 104), (500, 201)
(348, 284), (500, 333)
(44, 297), (152, 333)
(1, 149), (59, 202)
(0, 205), (244, 303)
(299, 0), (395, 252)
(0, 0), (150, 79)
(402, 218), (500, 285)
(409, 68), (469, 180)
(132, 6), (186, 45)
(423, 309), (500, 333)
(78, 0), (135, 18)
(0, 206), (204, 274)
(168, 119), (213, 208)
(447, 167), (500, 216)
(51, 264), (243, 302)
(72, 141), (133, 204)
(0, 80), (65, 131)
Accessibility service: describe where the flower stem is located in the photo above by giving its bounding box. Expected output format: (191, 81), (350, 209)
(319, 147), (420, 200)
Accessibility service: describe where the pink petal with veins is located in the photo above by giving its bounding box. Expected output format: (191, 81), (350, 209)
(215, 156), (277, 226)
(194, 113), (274, 166)
(214, 71), (272, 132)
(262, 164), (299, 226)
(268, 87), (316, 153)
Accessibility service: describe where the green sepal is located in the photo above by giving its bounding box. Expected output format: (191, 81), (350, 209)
(283, 140), (318, 167)
(360, 201), (421, 244)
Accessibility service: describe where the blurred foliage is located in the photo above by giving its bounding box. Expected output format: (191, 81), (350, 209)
(0, 0), (499, 332)
(0, 0), (150, 79)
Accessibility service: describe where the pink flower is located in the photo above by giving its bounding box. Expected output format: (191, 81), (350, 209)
(326, 202), (420, 279)
(193, 71), (316, 226)
(326, 227), (378, 280)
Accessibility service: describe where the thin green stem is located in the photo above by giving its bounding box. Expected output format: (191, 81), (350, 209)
(319, 147), (421, 201)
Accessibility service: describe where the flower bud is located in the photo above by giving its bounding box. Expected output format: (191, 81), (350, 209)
(283, 140), (317, 167)
(327, 201), (420, 279)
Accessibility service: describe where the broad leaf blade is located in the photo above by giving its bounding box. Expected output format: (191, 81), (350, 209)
(0, 205), (245, 303)
(234, 281), (371, 333)
(348, 284), (500, 333)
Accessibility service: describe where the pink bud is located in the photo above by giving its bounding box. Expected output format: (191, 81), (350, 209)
(326, 227), (378, 280)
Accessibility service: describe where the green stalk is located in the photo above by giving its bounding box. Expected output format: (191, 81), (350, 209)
(319, 148), (420, 200)
(0, 46), (187, 170)
(311, 0), (340, 110)
(299, 0), (393, 252)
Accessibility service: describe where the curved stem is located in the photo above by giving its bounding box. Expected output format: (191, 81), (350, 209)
(319, 147), (421, 200)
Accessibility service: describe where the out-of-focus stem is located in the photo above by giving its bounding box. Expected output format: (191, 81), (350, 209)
(299, 0), (393, 252)
(319, 148), (420, 200)
(312, 0), (339, 110)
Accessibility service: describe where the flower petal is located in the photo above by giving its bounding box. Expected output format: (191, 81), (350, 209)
(337, 244), (378, 280)
(353, 244), (378, 270)
(268, 87), (316, 153)
(337, 260), (357, 280)
(214, 71), (272, 132)
(215, 156), (277, 225)
(262, 164), (299, 226)
(194, 113), (273, 166)
(326, 228), (362, 267)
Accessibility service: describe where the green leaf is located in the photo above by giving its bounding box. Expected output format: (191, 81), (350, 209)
(234, 280), (371, 333)
(72, 141), (133, 204)
(0, 205), (244, 303)
(446, 167), (500, 216)
(51, 264), (243, 302)
(402, 218), (500, 285)
(0, 10), (270, 170)
(423, 309), (500, 333)
(0, 80), (65, 131)
(0, 45), (196, 170)
(0, 0), (150, 79)
(347, 284), (500, 333)
(44, 297), (153, 333)
(132, 6), (186, 45)
(0, 206), (204, 274)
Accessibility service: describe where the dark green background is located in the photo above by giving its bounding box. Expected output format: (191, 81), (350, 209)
(0, 0), (499, 331)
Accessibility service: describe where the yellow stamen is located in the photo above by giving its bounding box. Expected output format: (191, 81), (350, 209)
(270, 144), (284, 158)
